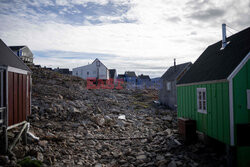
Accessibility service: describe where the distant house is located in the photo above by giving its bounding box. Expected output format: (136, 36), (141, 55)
(124, 71), (137, 84)
(109, 69), (117, 79)
(151, 77), (162, 90)
(177, 25), (250, 166)
(54, 68), (71, 75)
(137, 74), (150, 85)
(72, 58), (109, 80)
(117, 74), (125, 81)
(9, 46), (34, 64)
(159, 61), (192, 109)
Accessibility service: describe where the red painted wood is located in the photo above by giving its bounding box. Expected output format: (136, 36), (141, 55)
(13, 73), (18, 124)
(23, 75), (27, 121)
(8, 72), (14, 126)
(28, 75), (31, 116)
(18, 74), (23, 122)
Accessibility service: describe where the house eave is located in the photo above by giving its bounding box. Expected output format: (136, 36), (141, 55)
(177, 79), (228, 87)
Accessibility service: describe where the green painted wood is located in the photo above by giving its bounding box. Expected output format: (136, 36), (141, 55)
(233, 60), (250, 125)
(233, 60), (250, 151)
(177, 82), (230, 145)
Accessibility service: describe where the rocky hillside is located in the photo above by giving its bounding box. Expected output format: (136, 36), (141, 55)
(1, 66), (226, 167)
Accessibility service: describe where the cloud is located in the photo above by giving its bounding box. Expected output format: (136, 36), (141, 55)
(166, 16), (182, 23)
(187, 8), (225, 21)
(0, 0), (249, 78)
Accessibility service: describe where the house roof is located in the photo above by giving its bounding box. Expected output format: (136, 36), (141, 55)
(9, 46), (26, 51)
(178, 27), (250, 85)
(161, 62), (192, 81)
(109, 69), (116, 78)
(73, 58), (108, 70)
(125, 71), (136, 77)
(138, 74), (150, 80)
(0, 39), (31, 72)
(117, 74), (125, 78)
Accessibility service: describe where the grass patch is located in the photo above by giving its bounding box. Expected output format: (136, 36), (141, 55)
(18, 157), (42, 167)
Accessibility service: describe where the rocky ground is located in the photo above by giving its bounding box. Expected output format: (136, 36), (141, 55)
(1, 66), (227, 167)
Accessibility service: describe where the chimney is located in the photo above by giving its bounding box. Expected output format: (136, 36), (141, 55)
(174, 58), (176, 70)
(222, 23), (227, 49)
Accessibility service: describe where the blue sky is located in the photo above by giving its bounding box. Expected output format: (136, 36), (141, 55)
(0, 0), (249, 77)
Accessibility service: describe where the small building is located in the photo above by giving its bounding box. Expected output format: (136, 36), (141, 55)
(151, 77), (162, 90)
(177, 25), (250, 166)
(117, 74), (125, 81)
(0, 39), (32, 152)
(9, 46), (34, 64)
(72, 58), (109, 80)
(159, 61), (191, 109)
(109, 69), (117, 79)
(54, 68), (71, 75)
(137, 74), (151, 88)
(124, 71), (137, 84)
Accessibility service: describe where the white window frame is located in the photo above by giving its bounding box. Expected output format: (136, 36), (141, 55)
(247, 89), (250, 109)
(166, 82), (171, 91)
(197, 88), (207, 114)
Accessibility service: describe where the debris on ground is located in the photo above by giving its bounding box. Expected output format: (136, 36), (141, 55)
(0, 66), (227, 167)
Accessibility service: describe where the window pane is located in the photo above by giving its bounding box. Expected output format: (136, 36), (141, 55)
(203, 91), (206, 100)
(199, 101), (202, 109)
(203, 101), (206, 110)
(199, 92), (202, 100)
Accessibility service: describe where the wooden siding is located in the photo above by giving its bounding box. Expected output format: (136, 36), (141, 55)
(8, 71), (30, 126)
(233, 59), (250, 125)
(177, 82), (230, 145)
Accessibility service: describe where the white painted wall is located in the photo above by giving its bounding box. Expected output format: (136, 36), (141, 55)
(72, 59), (109, 80)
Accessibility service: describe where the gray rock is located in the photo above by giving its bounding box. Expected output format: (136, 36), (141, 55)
(168, 161), (177, 167)
(136, 154), (147, 161)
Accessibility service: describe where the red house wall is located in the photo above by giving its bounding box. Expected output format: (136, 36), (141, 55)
(8, 71), (31, 126)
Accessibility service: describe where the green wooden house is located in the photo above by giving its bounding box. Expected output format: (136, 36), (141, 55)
(177, 25), (250, 166)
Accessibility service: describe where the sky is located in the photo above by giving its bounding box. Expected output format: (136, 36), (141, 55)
(0, 0), (249, 78)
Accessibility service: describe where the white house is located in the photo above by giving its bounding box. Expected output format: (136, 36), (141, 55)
(72, 58), (109, 80)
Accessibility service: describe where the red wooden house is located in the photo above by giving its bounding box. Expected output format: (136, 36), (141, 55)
(0, 39), (32, 152)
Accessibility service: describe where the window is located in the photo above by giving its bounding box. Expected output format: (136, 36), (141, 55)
(87, 71), (89, 75)
(247, 90), (250, 109)
(166, 82), (171, 91)
(197, 88), (207, 114)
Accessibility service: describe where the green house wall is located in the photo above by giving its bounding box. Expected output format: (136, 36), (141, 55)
(233, 59), (250, 125)
(232, 59), (250, 167)
(177, 82), (231, 145)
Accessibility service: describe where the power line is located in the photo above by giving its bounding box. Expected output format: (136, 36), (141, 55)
(226, 25), (239, 32)
(226, 29), (234, 35)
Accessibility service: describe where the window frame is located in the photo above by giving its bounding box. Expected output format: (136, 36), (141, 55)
(197, 88), (207, 114)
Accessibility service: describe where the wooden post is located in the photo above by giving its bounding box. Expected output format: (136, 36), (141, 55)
(2, 126), (8, 154)
(22, 125), (28, 145)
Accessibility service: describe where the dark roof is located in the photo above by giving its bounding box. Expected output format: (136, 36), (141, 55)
(0, 39), (31, 71)
(178, 27), (250, 85)
(109, 69), (116, 78)
(125, 71), (136, 77)
(138, 74), (150, 80)
(161, 62), (192, 81)
(9, 46), (25, 51)
(117, 74), (125, 78)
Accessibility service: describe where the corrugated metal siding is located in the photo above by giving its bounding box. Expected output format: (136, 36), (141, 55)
(8, 71), (30, 126)
(177, 82), (230, 145)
